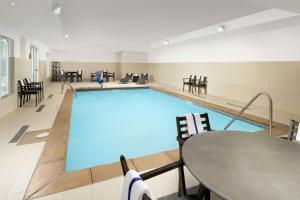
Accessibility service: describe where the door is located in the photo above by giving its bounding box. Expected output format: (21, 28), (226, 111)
(0, 37), (10, 97)
(30, 45), (39, 81)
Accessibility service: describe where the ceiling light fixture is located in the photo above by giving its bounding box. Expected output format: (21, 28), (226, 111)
(52, 2), (62, 15)
(217, 25), (225, 33)
(163, 40), (169, 45)
(64, 34), (69, 39)
(9, 1), (17, 6)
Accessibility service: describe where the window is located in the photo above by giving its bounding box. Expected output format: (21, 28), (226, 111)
(0, 36), (13, 98)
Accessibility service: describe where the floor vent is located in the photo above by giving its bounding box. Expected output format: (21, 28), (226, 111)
(36, 105), (45, 112)
(9, 125), (29, 143)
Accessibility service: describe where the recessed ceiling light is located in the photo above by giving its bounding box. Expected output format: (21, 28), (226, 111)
(52, 3), (62, 15)
(163, 40), (169, 45)
(9, 1), (17, 6)
(217, 25), (225, 33)
(64, 34), (69, 39)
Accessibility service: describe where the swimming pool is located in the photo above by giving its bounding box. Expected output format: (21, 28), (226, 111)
(66, 88), (266, 172)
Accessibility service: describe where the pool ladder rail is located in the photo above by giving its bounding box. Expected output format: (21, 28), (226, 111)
(224, 92), (273, 136)
(61, 82), (77, 96)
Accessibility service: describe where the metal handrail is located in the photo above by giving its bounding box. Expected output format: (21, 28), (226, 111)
(61, 82), (77, 96)
(224, 92), (273, 136)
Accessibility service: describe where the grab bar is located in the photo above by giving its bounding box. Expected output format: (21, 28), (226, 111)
(61, 82), (77, 96)
(224, 92), (273, 136)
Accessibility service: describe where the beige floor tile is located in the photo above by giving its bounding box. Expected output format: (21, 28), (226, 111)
(91, 178), (121, 200)
(91, 160), (136, 183)
(30, 169), (92, 199)
(25, 160), (65, 197)
(35, 192), (64, 200)
(165, 149), (180, 161)
(39, 142), (67, 164)
(9, 143), (45, 194)
(5, 192), (24, 200)
(63, 185), (92, 200)
(132, 152), (173, 172)
(145, 169), (178, 199)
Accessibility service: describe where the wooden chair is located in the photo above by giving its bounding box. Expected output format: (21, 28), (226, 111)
(90, 72), (97, 81)
(120, 155), (200, 200)
(192, 76), (208, 95)
(287, 120), (300, 141)
(107, 72), (115, 82)
(76, 70), (83, 82)
(24, 78), (44, 100)
(18, 80), (39, 107)
(183, 75), (193, 92)
(176, 113), (212, 199)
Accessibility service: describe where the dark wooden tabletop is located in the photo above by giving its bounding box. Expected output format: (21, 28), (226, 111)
(182, 131), (300, 200)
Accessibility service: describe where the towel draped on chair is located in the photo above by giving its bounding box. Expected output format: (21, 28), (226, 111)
(185, 113), (205, 135)
(121, 170), (153, 200)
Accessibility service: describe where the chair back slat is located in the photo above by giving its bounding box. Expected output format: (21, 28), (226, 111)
(176, 113), (211, 140)
(197, 76), (202, 84)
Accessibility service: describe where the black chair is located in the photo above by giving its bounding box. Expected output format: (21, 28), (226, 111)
(192, 76), (207, 95)
(107, 72), (115, 82)
(183, 75), (195, 93)
(18, 80), (39, 107)
(176, 113), (212, 199)
(137, 73), (148, 84)
(76, 70), (83, 82)
(284, 120), (300, 141)
(120, 155), (200, 200)
(24, 78), (44, 100)
(120, 73), (131, 84)
(60, 70), (66, 82)
(90, 72), (97, 81)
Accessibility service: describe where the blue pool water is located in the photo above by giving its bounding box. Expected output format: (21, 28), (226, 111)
(66, 88), (266, 172)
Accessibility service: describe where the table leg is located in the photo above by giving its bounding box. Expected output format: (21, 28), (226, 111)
(198, 183), (210, 200)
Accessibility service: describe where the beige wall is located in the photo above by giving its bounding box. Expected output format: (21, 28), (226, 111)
(58, 61), (148, 80)
(59, 62), (118, 80)
(0, 57), (32, 119)
(148, 62), (300, 116)
(119, 63), (148, 77)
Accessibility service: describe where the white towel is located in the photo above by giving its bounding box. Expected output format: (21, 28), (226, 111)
(185, 113), (204, 135)
(121, 170), (153, 200)
(296, 126), (300, 142)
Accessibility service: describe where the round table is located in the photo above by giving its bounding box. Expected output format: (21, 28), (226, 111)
(182, 131), (300, 200)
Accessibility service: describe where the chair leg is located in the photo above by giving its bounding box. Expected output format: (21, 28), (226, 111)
(183, 84), (185, 91)
(35, 94), (38, 107)
(197, 184), (210, 200)
(178, 144), (187, 196)
(19, 95), (22, 107)
(204, 188), (210, 200)
(178, 165), (187, 196)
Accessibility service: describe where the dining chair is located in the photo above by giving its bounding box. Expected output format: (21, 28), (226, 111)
(183, 75), (193, 92)
(176, 113), (212, 199)
(120, 155), (200, 200)
(18, 80), (39, 107)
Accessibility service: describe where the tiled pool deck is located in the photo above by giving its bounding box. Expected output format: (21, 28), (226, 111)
(23, 84), (289, 199)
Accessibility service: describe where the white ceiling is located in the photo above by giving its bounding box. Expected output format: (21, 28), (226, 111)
(0, 0), (299, 52)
